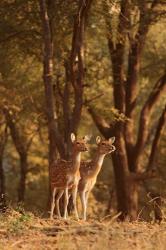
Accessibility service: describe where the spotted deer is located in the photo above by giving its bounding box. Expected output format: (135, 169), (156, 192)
(78, 136), (116, 220)
(50, 133), (89, 220)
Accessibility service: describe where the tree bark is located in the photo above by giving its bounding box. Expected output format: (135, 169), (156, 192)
(88, 108), (130, 220)
(18, 154), (28, 202)
(0, 124), (7, 212)
(39, 0), (65, 162)
(126, 176), (139, 221)
(112, 155), (129, 220)
(3, 108), (29, 202)
(106, 1), (132, 220)
(0, 157), (6, 212)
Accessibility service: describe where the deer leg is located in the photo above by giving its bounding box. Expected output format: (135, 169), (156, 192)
(80, 190), (87, 220)
(56, 190), (64, 218)
(66, 193), (72, 218)
(50, 187), (57, 219)
(85, 191), (90, 206)
(72, 186), (79, 220)
(84, 190), (90, 220)
(63, 188), (69, 219)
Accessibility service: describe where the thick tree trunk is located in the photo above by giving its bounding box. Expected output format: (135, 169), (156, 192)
(127, 176), (139, 221)
(106, 0), (130, 220)
(111, 125), (129, 220)
(112, 157), (129, 220)
(18, 154), (28, 202)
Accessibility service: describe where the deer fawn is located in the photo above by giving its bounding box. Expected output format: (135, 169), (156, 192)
(78, 136), (116, 220)
(50, 133), (89, 220)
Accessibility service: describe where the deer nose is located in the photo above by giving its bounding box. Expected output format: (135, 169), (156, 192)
(84, 146), (88, 151)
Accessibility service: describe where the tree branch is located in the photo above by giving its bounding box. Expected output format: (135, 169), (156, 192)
(84, 93), (104, 106)
(130, 170), (156, 182)
(3, 107), (27, 155)
(88, 106), (113, 138)
(134, 73), (166, 169)
(146, 105), (166, 171)
(0, 31), (26, 43)
(63, 62), (71, 146)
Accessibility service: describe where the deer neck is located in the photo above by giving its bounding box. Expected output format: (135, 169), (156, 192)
(91, 153), (105, 177)
(71, 150), (81, 173)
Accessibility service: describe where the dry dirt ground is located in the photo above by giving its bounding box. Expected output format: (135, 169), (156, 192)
(0, 210), (166, 250)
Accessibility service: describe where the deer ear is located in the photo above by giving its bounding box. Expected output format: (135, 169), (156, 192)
(96, 136), (101, 144)
(71, 133), (76, 143)
(108, 137), (115, 144)
(83, 135), (91, 142)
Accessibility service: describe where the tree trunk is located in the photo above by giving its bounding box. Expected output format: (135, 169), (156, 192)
(39, 0), (65, 163)
(107, 2), (165, 220)
(3, 108), (28, 203)
(63, 0), (92, 155)
(88, 86), (164, 221)
(127, 176), (139, 221)
(0, 124), (7, 212)
(111, 125), (129, 220)
(39, 0), (67, 213)
(112, 157), (129, 220)
(0, 157), (6, 212)
(18, 154), (28, 202)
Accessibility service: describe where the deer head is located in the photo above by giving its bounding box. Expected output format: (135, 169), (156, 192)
(96, 136), (116, 154)
(71, 133), (90, 152)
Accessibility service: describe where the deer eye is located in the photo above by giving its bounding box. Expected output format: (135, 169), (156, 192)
(101, 143), (105, 145)
(76, 142), (80, 144)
